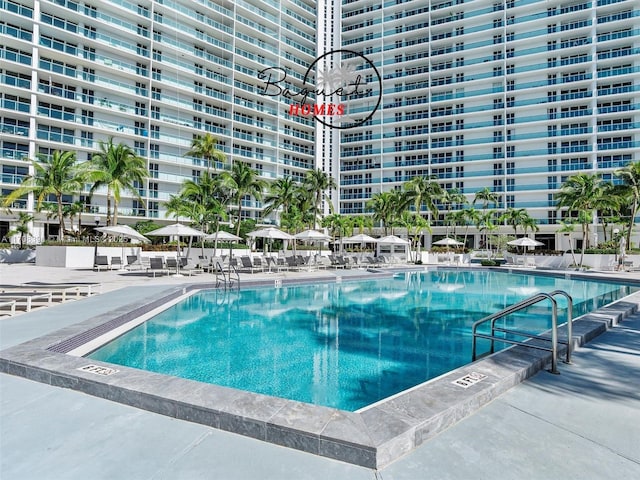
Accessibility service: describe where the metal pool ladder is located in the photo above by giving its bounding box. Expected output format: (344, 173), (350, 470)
(471, 290), (573, 374)
(215, 261), (240, 290)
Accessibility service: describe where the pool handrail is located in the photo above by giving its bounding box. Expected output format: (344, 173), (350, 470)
(471, 290), (573, 374)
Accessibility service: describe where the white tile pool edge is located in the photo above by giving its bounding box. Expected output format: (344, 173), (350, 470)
(1, 280), (639, 469)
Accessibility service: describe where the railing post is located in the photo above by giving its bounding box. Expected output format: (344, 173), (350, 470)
(549, 298), (559, 374)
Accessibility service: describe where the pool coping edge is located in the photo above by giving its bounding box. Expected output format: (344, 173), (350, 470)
(1, 279), (638, 469)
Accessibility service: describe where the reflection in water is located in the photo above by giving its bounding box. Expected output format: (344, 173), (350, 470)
(89, 271), (637, 411)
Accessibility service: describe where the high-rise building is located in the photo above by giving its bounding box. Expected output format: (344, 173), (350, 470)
(1, 0), (317, 240)
(1, 0), (639, 247)
(339, 0), (639, 245)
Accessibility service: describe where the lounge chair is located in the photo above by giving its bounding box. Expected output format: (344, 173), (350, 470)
(181, 259), (203, 276)
(147, 257), (169, 277)
(238, 256), (262, 273)
(23, 281), (101, 296)
(110, 256), (123, 270)
(93, 255), (110, 271)
(125, 255), (144, 271)
(0, 299), (17, 316)
(166, 258), (179, 274)
(0, 292), (53, 312)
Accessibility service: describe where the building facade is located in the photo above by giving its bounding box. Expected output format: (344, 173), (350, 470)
(1, 0), (639, 247)
(1, 0), (317, 240)
(339, 0), (639, 243)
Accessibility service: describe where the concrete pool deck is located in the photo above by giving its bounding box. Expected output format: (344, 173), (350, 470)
(1, 263), (640, 478)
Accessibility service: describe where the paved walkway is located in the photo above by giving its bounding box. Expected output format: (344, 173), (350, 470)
(1, 264), (639, 479)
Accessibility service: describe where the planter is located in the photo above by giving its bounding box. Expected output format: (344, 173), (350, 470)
(0, 249), (36, 264)
(36, 246), (141, 268)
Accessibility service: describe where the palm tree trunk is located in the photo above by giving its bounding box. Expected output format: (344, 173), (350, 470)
(106, 189), (112, 226)
(56, 194), (65, 238)
(235, 199), (243, 237)
(113, 200), (118, 226)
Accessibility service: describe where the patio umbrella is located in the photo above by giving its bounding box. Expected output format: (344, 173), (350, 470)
(433, 237), (463, 246)
(294, 229), (331, 256)
(507, 237), (543, 254)
(247, 227), (294, 240)
(293, 229), (331, 241)
(342, 233), (378, 258)
(146, 223), (206, 277)
(507, 237), (544, 247)
(205, 231), (243, 265)
(95, 225), (150, 270)
(377, 235), (410, 245)
(95, 225), (150, 244)
(248, 227), (294, 255)
(342, 233), (377, 243)
(376, 235), (410, 261)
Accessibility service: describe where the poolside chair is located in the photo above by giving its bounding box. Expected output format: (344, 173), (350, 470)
(0, 292), (53, 312)
(166, 257), (179, 274)
(0, 299), (17, 316)
(125, 255), (144, 271)
(181, 259), (203, 276)
(93, 255), (110, 271)
(147, 257), (169, 277)
(110, 256), (123, 270)
(238, 256), (261, 273)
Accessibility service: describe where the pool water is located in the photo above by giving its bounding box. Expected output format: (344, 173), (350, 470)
(88, 270), (637, 411)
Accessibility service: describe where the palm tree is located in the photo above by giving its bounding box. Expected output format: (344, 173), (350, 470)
(403, 175), (442, 219)
(473, 187), (500, 210)
(396, 211), (431, 261)
(181, 172), (231, 255)
(63, 200), (87, 238)
(221, 162), (267, 237)
(439, 187), (466, 237)
(614, 161), (640, 248)
(322, 213), (352, 252)
(3, 150), (83, 236)
(262, 176), (299, 221)
(303, 169), (337, 229)
(7, 212), (33, 249)
(367, 191), (398, 235)
(186, 133), (227, 173)
(85, 138), (148, 225)
(558, 220), (578, 268)
(352, 214), (374, 234)
(499, 208), (535, 237)
(555, 173), (603, 252)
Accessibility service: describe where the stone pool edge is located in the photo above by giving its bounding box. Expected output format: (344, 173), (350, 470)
(1, 283), (638, 469)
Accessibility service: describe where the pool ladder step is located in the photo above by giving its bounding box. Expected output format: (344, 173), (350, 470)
(471, 290), (573, 374)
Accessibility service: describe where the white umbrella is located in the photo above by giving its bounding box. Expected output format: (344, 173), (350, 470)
(377, 235), (410, 245)
(247, 227), (294, 240)
(294, 229), (331, 241)
(507, 237), (544, 247)
(146, 223), (206, 277)
(342, 233), (378, 243)
(248, 227), (294, 256)
(433, 237), (463, 246)
(95, 225), (149, 270)
(205, 231), (243, 266)
(95, 225), (150, 244)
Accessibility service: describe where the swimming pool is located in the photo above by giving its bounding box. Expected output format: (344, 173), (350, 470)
(88, 270), (638, 411)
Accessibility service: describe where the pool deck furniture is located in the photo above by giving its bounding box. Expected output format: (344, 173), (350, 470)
(147, 257), (169, 277)
(0, 284), (80, 302)
(124, 255), (145, 271)
(0, 291), (53, 312)
(93, 256), (110, 272)
(0, 299), (16, 316)
(22, 281), (101, 296)
(0, 264), (640, 478)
